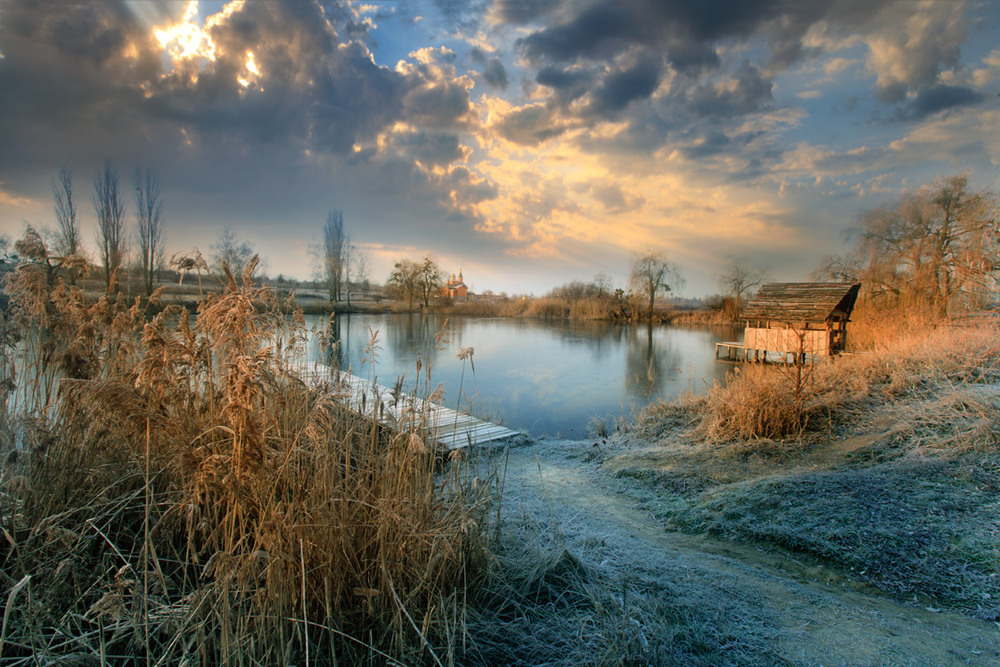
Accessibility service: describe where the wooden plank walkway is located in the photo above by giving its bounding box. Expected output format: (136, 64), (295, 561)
(293, 364), (520, 451)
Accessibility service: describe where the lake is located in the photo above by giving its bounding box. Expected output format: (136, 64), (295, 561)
(305, 314), (741, 438)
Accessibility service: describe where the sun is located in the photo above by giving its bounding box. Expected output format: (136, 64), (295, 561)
(153, 0), (246, 68)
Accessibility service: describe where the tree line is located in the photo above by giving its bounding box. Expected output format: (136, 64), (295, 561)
(13, 168), (995, 318)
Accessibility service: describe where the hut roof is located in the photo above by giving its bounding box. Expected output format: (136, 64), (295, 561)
(742, 283), (861, 324)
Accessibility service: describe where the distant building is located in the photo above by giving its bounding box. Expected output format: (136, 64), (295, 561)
(444, 269), (469, 301)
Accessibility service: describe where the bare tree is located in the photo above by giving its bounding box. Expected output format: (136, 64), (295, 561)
(814, 254), (861, 284)
(134, 166), (165, 296)
(341, 242), (354, 307)
(342, 243), (372, 307)
(321, 210), (347, 303)
(93, 159), (127, 293)
(593, 273), (613, 298)
(718, 258), (767, 316)
(211, 227), (257, 278)
(352, 248), (370, 299)
(628, 250), (682, 320)
(418, 257), (443, 307)
(387, 259), (423, 310)
(52, 164), (80, 258)
(851, 175), (998, 315)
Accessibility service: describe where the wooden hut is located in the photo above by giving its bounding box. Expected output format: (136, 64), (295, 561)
(738, 282), (861, 360)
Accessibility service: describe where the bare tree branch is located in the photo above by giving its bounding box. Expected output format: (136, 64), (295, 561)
(52, 163), (80, 258)
(93, 159), (126, 294)
(134, 166), (164, 296)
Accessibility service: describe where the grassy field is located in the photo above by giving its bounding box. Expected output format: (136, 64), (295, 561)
(609, 314), (1000, 621)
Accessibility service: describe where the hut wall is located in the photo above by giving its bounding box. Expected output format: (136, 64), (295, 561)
(744, 327), (830, 357)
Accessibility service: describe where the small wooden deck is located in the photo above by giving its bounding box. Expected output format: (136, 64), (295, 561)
(715, 342), (830, 365)
(294, 365), (520, 451)
(715, 342), (746, 361)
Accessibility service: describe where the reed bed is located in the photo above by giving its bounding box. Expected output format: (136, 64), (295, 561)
(0, 240), (498, 664)
(444, 295), (633, 321)
(643, 318), (1000, 446)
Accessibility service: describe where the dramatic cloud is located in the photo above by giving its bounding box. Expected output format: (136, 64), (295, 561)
(0, 0), (997, 294)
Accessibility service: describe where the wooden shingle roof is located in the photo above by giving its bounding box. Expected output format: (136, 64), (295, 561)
(742, 283), (861, 324)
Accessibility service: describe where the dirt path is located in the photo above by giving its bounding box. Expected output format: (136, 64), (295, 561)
(494, 438), (999, 666)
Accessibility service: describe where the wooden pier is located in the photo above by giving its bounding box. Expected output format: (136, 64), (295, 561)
(715, 341), (746, 361)
(294, 365), (520, 451)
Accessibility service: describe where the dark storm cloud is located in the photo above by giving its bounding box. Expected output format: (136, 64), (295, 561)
(680, 130), (732, 158)
(890, 84), (983, 122)
(513, 0), (888, 71)
(512, 0), (841, 76)
(535, 64), (593, 105)
(518, 2), (638, 64)
(0, 0), (162, 173)
(385, 130), (469, 167)
(585, 56), (661, 116)
(402, 78), (474, 128)
(489, 1), (559, 25)
(470, 47), (508, 89)
(504, 0), (964, 143)
(446, 166), (498, 206)
(0, 1), (477, 186)
(686, 61), (773, 118)
(482, 58), (509, 89)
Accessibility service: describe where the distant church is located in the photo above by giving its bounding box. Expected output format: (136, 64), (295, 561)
(444, 269), (468, 300)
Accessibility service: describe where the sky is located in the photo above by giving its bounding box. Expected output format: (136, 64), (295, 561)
(1, 0), (999, 297)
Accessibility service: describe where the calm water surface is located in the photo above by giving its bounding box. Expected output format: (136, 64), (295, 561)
(305, 314), (740, 438)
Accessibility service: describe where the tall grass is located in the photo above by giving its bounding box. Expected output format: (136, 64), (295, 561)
(0, 242), (497, 664)
(638, 317), (1000, 447)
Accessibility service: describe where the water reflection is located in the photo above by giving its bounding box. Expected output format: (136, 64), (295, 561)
(306, 314), (739, 437)
(625, 324), (680, 399)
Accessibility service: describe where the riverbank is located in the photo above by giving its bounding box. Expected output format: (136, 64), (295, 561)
(602, 320), (1000, 617)
(462, 320), (999, 663)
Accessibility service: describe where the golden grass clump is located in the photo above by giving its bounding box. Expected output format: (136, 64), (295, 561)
(0, 239), (497, 664)
(568, 297), (619, 321)
(524, 296), (570, 319)
(689, 364), (807, 443)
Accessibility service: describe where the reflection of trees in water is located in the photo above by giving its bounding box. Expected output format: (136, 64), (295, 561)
(526, 318), (625, 361)
(318, 313), (348, 370)
(387, 314), (469, 372)
(324, 314), (477, 378)
(624, 323), (682, 399)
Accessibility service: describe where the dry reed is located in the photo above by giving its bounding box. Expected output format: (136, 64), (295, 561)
(638, 315), (1000, 448)
(0, 239), (499, 664)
